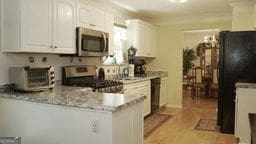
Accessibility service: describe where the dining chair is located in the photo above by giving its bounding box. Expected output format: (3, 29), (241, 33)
(187, 69), (194, 85)
(209, 68), (218, 98)
(191, 67), (207, 97)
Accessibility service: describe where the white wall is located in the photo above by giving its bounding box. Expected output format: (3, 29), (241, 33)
(182, 29), (219, 67)
(146, 21), (232, 107)
(231, 1), (256, 31)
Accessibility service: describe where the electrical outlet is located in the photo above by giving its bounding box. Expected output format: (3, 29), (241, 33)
(91, 120), (98, 132)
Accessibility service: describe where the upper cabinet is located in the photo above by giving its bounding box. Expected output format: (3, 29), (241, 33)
(53, 0), (76, 53)
(21, 0), (53, 53)
(77, 0), (105, 31)
(2, 0), (76, 54)
(2, 0), (114, 55)
(126, 19), (157, 58)
(77, 1), (114, 56)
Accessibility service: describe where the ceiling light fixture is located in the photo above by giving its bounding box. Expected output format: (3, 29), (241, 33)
(170, 0), (187, 3)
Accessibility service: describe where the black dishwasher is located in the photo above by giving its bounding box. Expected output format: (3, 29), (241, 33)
(151, 78), (161, 114)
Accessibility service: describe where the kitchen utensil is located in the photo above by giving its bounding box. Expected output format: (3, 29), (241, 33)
(123, 68), (129, 78)
(98, 68), (105, 80)
(128, 64), (135, 77)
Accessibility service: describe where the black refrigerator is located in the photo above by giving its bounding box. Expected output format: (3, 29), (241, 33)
(218, 31), (256, 134)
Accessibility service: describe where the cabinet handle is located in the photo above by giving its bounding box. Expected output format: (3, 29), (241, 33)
(54, 46), (58, 49)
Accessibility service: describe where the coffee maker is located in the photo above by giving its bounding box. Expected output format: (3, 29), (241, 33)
(132, 59), (147, 77)
(128, 46), (147, 77)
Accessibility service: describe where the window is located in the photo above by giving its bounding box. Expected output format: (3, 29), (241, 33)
(103, 26), (127, 65)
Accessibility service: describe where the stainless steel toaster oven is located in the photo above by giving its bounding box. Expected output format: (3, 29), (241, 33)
(9, 66), (55, 91)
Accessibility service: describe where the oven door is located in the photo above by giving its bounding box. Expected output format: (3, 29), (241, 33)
(26, 68), (51, 90)
(77, 27), (109, 57)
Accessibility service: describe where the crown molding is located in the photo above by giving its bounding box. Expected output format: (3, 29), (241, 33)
(92, 0), (233, 26)
(230, 0), (256, 14)
(148, 13), (232, 26)
(230, 0), (256, 8)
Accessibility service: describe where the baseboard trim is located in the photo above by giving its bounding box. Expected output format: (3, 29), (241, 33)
(166, 104), (182, 108)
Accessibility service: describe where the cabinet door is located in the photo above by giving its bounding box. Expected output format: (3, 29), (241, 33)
(92, 8), (105, 31)
(147, 28), (157, 57)
(141, 81), (151, 116)
(104, 13), (114, 56)
(77, 0), (93, 29)
(143, 91), (151, 116)
(160, 83), (167, 107)
(53, 0), (76, 54)
(136, 25), (147, 57)
(132, 103), (144, 144)
(21, 0), (53, 52)
(124, 81), (151, 117)
(144, 26), (151, 57)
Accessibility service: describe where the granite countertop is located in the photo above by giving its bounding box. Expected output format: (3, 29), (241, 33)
(0, 86), (146, 112)
(121, 71), (168, 84)
(236, 83), (256, 89)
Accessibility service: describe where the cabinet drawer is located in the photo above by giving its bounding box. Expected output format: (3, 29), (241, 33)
(124, 81), (150, 88)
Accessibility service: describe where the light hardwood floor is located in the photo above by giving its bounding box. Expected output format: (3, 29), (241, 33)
(144, 88), (238, 144)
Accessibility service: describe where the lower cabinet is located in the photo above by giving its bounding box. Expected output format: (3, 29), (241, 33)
(160, 77), (168, 107)
(235, 87), (256, 144)
(0, 98), (144, 144)
(124, 80), (151, 116)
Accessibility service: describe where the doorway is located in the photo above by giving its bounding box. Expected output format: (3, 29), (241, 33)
(182, 29), (220, 109)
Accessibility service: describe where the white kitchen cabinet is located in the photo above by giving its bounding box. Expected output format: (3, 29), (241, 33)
(53, 0), (76, 53)
(126, 19), (157, 58)
(77, 0), (105, 31)
(160, 77), (168, 107)
(2, 0), (76, 54)
(0, 98), (144, 144)
(235, 86), (256, 144)
(104, 13), (114, 56)
(123, 80), (151, 116)
(135, 24), (147, 56)
(148, 28), (157, 57)
(21, 0), (53, 53)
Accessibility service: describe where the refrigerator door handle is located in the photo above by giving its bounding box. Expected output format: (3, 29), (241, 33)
(217, 61), (219, 82)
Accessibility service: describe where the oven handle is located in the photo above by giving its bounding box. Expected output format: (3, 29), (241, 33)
(102, 33), (107, 52)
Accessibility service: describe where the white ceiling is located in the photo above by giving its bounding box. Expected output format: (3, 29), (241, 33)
(96, 0), (236, 25)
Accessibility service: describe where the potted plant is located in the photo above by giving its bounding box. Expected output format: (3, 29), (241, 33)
(183, 48), (196, 76)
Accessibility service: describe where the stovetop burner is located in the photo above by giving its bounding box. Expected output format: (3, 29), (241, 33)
(69, 78), (123, 89)
(62, 65), (123, 93)
(68, 79), (123, 93)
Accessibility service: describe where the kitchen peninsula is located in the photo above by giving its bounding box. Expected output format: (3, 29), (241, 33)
(0, 86), (145, 144)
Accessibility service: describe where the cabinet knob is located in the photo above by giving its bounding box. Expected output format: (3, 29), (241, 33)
(54, 46), (58, 49)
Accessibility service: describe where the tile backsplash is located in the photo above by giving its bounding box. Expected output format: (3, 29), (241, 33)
(96, 65), (127, 79)
(0, 52), (101, 85)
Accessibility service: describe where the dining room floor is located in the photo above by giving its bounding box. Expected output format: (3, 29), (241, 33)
(144, 87), (238, 144)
